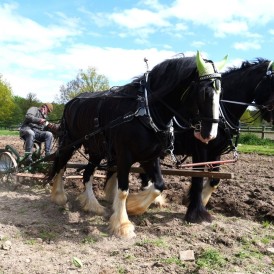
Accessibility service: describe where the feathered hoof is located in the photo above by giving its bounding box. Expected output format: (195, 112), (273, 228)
(153, 194), (168, 208)
(109, 221), (136, 239)
(126, 205), (147, 215)
(51, 192), (67, 206)
(78, 193), (106, 215)
(109, 215), (136, 239)
(185, 208), (213, 224)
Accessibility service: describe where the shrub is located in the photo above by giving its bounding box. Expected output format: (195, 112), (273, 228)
(239, 133), (274, 146)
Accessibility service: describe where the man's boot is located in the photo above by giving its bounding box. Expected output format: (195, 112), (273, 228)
(24, 152), (33, 165)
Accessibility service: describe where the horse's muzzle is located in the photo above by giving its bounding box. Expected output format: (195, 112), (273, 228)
(194, 131), (216, 144)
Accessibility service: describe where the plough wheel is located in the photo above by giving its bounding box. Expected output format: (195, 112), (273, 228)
(0, 151), (18, 181)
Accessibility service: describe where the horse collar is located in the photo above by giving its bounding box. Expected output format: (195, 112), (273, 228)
(135, 74), (172, 133)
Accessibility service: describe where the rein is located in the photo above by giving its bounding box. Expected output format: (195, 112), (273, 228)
(220, 99), (273, 111)
(221, 60), (274, 111)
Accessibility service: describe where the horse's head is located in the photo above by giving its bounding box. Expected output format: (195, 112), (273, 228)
(192, 51), (228, 144)
(254, 61), (274, 125)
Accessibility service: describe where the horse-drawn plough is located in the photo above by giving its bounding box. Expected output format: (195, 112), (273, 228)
(0, 141), (235, 182)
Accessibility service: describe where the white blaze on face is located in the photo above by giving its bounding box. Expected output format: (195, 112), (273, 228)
(209, 86), (221, 139)
(194, 80), (221, 144)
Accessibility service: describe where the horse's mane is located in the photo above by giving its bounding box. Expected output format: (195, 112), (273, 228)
(73, 55), (198, 101)
(138, 56), (197, 99)
(223, 58), (270, 75)
(104, 55), (198, 100)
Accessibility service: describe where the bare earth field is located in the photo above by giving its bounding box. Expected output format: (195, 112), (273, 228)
(0, 136), (273, 274)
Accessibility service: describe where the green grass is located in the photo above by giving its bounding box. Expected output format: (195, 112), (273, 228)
(0, 129), (19, 136)
(161, 256), (185, 267)
(238, 133), (274, 155)
(135, 237), (168, 248)
(238, 144), (274, 155)
(238, 133), (274, 145)
(196, 248), (226, 269)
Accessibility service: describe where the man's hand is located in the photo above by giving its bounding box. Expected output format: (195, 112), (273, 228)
(39, 118), (46, 124)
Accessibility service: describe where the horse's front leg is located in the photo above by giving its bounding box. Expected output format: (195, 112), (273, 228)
(78, 161), (106, 215)
(51, 168), (67, 205)
(109, 164), (135, 238)
(202, 155), (221, 206)
(185, 145), (212, 223)
(126, 158), (165, 215)
(185, 175), (212, 223)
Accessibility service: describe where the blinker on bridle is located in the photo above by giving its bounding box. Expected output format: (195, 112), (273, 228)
(199, 58), (222, 92)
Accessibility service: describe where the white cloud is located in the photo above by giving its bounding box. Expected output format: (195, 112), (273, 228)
(191, 41), (206, 48)
(233, 41), (261, 51)
(0, 3), (81, 52)
(1, 0), (274, 103)
(214, 21), (249, 37)
(110, 8), (170, 29)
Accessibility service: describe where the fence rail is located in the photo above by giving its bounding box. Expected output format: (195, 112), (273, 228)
(241, 126), (274, 139)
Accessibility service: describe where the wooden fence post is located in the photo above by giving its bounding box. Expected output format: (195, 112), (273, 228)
(261, 126), (265, 139)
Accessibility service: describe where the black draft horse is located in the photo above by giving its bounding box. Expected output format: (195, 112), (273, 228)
(127, 58), (274, 224)
(49, 52), (227, 238)
(186, 58), (274, 223)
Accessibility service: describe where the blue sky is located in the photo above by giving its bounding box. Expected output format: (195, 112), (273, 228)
(1, 0), (274, 102)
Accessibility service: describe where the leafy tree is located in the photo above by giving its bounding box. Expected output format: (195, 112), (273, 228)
(240, 109), (272, 127)
(0, 75), (16, 126)
(18, 93), (41, 115)
(47, 103), (64, 123)
(240, 110), (254, 126)
(57, 67), (110, 104)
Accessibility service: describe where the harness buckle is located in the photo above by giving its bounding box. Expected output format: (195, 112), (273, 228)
(194, 122), (201, 132)
(135, 107), (147, 117)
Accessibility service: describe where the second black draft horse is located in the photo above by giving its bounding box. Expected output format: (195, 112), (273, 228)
(49, 52), (227, 238)
(134, 58), (274, 224)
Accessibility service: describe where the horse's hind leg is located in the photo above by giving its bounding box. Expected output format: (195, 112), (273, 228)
(78, 159), (106, 215)
(126, 158), (165, 215)
(109, 161), (136, 238)
(51, 167), (66, 205)
(51, 148), (74, 206)
(104, 171), (118, 203)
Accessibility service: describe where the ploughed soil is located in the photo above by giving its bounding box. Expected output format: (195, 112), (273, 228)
(0, 136), (273, 274)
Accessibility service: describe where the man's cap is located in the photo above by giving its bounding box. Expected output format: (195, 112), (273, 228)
(44, 103), (53, 113)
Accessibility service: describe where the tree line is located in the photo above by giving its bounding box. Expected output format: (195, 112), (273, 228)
(0, 67), (109, 128)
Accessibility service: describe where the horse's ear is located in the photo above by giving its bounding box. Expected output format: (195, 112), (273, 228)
(196, 50), (208, 76)
(215, 55), (229, 71)
(196, 50), (223, 76)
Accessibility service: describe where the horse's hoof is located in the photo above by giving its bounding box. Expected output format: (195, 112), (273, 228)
(109, 219), (136, 238)
(185, 210), (212, 223)
(51, 194), (67, 206)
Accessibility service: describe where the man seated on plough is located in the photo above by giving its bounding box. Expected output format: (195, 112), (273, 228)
(19, 103), (56, 165)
